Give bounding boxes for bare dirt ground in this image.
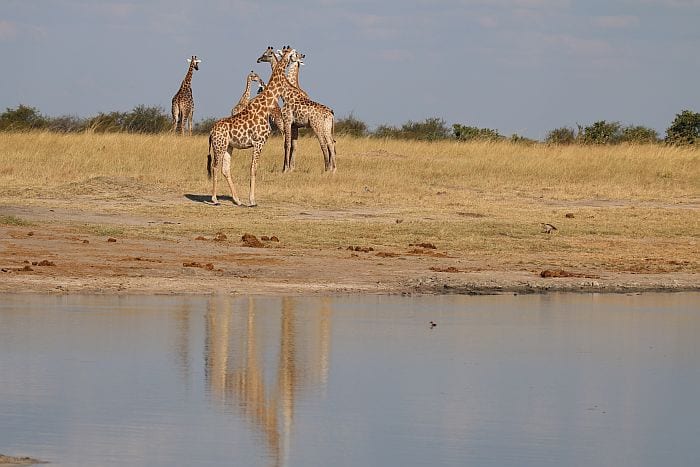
[1,191,698,296]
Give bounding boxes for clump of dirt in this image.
[408,248,448,257]
[539,269,599,278]
[456,212,486,218]
[430,266,461,273]
[107,238,117,243]
[183,261,215,270]
[348,245,374,252]
[376,251,399,258]
[565,213,575,218]
[260,235,280,242]
[410,242,437,249]
[32,260,55,266]
[214,232,227,241]
[242,233,264,248]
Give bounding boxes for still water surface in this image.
[1,293,698,467]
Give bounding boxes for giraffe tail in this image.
[207,134,213,179]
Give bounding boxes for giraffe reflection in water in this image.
[204,296,332,465]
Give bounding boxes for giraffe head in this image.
[247,70,265,88]
[256,46,276,65]
[187,55,201,71]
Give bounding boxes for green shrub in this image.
[576,120,623,144]
[194,117,217,135]
[335,113,368,137]
[665,110,700,145]
[123,105,170,133]
[545,127,576,145]
[0,105,47,131]
[620,125,659,144]
[453,124,503,141]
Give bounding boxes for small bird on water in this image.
[541,223,558,234]
[429,320,437,329]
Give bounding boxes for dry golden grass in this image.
[1,131,698,275]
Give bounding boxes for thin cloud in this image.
[0,20,18,40]
[593,15,640,28]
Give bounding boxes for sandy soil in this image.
[1,194,698,296]
[0,455,45,466]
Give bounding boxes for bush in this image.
[545,127,576,145]
[453,124,503,141]
[194,117,217,135]
[45,115,88,133]
[86,111,128,132]
[620,125,659,144]
[335,113,368,137]
[665,110,700,145]
[576,120,623,144]
[85,106,170,133]
[399,118,451,140]
[371,123,402,139]
[0,105,48,131]
[123,105,170,133]
[509,134,537,145]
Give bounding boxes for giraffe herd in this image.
[170,46,337,207]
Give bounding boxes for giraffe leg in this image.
[248,142,264,207]
[312,122,331,171]
[289,125,299,171]
[325,126,337,173]
[188,111,194,136]
[282,113,293,173]
[171,102,179,133]
[221,151,242,206]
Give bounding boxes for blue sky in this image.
[1,0,699,139]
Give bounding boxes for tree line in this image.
[1,104,698,146]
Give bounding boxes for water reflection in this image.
[202,297,332,467]
[1,293,699,467]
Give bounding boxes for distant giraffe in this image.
[171,55,200,135]
[231,70,265,116]
[258,47,336,173]
[206,47,296,207]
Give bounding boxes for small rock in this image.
[107,238,117,243]
[565,213,575,218]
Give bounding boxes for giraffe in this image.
[171,55,200,135]
[257,46,336,173]
[231,70,265,116]
[206,47,296,207]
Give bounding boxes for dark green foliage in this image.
[545,127,576,145]
[122,105,170,133]
[620,125,659,144]
[335,113,368,137]
[45,115,88,133]
[453,124,504,141]
[665,110,700,145]
[372,123,402,139]
[0,105,48,130]
[399,118,451,140]
[509,134,537,145]
[576,120,623,144]
[193,117,217,135]
[86,111,128,132]
[85,106,169,133]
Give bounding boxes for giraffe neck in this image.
[181,62,195,89]
[288,62,301,89]
[241,76,254,102]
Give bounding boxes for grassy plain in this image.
[0,131,698,294]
